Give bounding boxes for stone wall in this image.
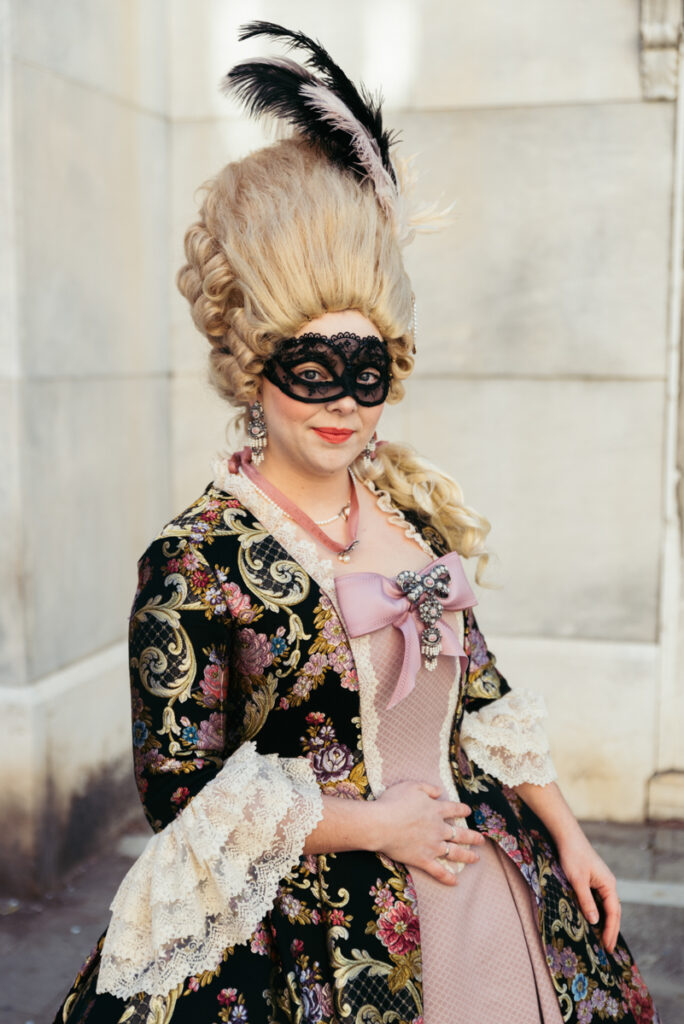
[1,0,682,894]
[0,0,172,892]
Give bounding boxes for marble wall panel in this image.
[0,0,18,380]
[488,632,658,821]
[404,0,641,110]
[0,380,26,687]
[167,0,641,120]
[13,62,169,379]
[398,102,672,380]
[403,377,664,642]
[12,0,167,114]
[21,376,171,680]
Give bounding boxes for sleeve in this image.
[459,607,557,788]
[96,535,324,1000]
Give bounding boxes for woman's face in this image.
[259,309,386,480]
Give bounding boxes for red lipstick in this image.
[313,427,354,444]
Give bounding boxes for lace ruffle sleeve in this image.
[460,688,557,787]
[460,608,557,787]
[97,740,323,999]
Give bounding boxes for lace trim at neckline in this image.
[211,454,435,570]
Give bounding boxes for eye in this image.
[292,362,334,383]
[357,367,382,386]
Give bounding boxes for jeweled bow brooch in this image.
[395,563,451,671]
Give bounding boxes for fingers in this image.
[417,782,443,799]
[594,879,621,953]
[446,839,480,865]
[439,801,473,820]
[422,857,460,886]
[421,836,481,884]
[442,823,484,848]
[600,890,621,953]
[572,878,600,929]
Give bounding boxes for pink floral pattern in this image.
[236,627,274,676]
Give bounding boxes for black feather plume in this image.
[220,20,399,195]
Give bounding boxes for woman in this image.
[55,21,660,1024]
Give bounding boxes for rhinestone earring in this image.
[362,431,377,468]
[247,400,267,465]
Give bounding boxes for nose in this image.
[326,392,358,415]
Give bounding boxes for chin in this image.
[307,447,357,475]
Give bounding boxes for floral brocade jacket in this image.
[56,469,659,1024]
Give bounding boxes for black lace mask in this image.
[262,332,391,406]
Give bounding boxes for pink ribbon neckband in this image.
[335,551,478,710]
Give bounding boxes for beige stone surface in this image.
[487,631,658,822]
[13,62,170,378]
[12,0,167,114]
[0,642,133,886]
[0,380,26,687]
[167,0,641,120]
[167,2,365,121]
[648,772,684,820]
[398,101,673,380]
[403,377,664,642]
[171,372,237,512]
[405,0,641,109]
[0,0,18,381]
[21,376,171,679]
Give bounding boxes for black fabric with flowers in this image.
[53,485,660,1024]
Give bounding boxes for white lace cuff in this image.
[460,689,557,787]
[96,741,324,999]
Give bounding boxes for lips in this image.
[313,428,354,444]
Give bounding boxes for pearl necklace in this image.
[315,503,351,526]
[238,462,360,562]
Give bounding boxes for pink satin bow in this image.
[335,551,478,710]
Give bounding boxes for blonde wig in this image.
[177,136,492,584]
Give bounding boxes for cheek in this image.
[362,404,385,434]
[262,382,311,429]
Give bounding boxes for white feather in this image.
[299,82,398,218]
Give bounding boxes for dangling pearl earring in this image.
[362,431,377,468]
[247,400,267,465]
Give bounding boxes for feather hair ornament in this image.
[220,20,452,247]
[219,22,401,222]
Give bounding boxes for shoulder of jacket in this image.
[392,501,450,556]
[139,483,252,563]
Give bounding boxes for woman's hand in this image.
[373,780,485,886]
[557,832,621,953]
[513,781,622,953]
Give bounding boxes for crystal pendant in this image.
[396,564,451,672]
[420,625,442,669]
